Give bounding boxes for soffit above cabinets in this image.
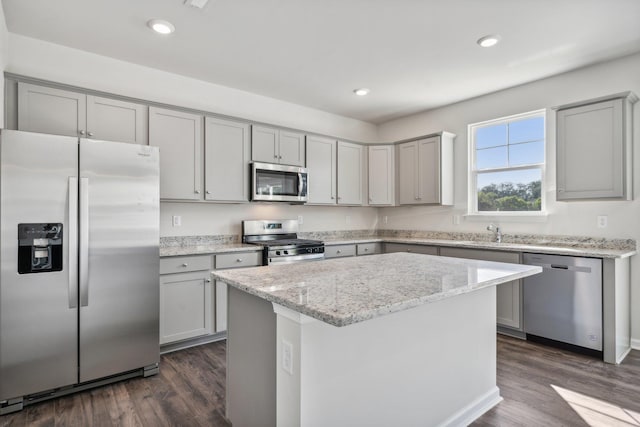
[3,0,640,124]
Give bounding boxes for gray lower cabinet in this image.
[357,242,382,256]
[383,243,439,255]
[18,82,148,144]
[325,244,357,258]
[439,247,522,331]
[159,255,213,345]
[214,252,262,332]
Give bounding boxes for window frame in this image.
[467,109,547,216]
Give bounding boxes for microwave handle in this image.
[298,173,303,195]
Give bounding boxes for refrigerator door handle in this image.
[79,177,89,307]
[68,177,79,309]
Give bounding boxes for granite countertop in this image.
[323,237,635,259]
[160,243,260,257]
[211,252,541,327]
[160,230,636,259]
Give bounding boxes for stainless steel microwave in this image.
[251,162,308,203]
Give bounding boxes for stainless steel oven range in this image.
[242,219,324,265]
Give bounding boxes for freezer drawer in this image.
[523,253,602,353]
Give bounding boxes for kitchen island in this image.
[212,252,541,427]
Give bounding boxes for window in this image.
[468,110,545,214]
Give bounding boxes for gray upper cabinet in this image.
[18,82,147,144]
[306,135,337,204]
[149,107,203,200]
[337,141,364,205]
[86,95,148,144]
[251,125,305,166]
[368,145,395,206]
[556,92,637,201]
[398,133,454,206]
[204,117,250,202]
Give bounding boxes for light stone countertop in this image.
[159,243,260,257]
[211,252,542,327]
[323,237,636,259]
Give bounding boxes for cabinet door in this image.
[557,99,624,199]
[337,141,363,205]
[439,247,522,330]
[417,137,441,204]
[205,117,250,202]
[325,244,357,258]
[86,96,148,144]
[368,145,394,205]
[160,271,213,344]
[279,130,306,166]
[306,135,337,204]
[18,82,86,137]
[398,141,419,205]
[251,125,279,163]
[149,107,203,200]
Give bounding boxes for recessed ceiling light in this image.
[477,35,501,48]
[353,88,370,96]
[147,19,175,35]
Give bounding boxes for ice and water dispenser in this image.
[17,223,63,274]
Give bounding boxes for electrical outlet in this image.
[282,340,293,375]
[383,215,388,224]
[172,215,182,227]
[453,215,461,225]
[298,215,304,225]
[597,215,608,228]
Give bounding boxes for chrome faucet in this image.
[487,223,502,243]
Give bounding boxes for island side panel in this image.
[226,285,277,426]
[603,257,631,364]
[276,286,501,427]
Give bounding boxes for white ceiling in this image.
[3,0,640,124]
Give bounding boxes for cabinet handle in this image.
[79,130,85,136]
[88,132,94,137]
[279,155,282,159]
[236,258,243,262]
[364,248,369,251]
[558,188,564,193]
[205,278,212,283]
[206,190,211,194]
[337,250,342,254]
[274,154,278,159]
[195,190,201,194]
[181,263,188,267]
[369,198,373,202]
[331,196,335,200]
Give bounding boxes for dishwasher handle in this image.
[550,264,569,270]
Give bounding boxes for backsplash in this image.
[162,230,636,252]
[160,234,239,248]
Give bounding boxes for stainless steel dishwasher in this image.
[523,253,603,358]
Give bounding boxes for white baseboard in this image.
[438,386,502,427]
[631,338,640,351]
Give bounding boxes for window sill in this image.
[464,212,548,223]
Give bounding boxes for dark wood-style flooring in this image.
[2,335,639,426]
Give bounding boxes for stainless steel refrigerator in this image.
[0,130,160,414]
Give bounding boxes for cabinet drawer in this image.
[215,251,262,269]
[160,255,212,275]
[383,243,438,255]
[325,244,356,258]
[357,243,381,256]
